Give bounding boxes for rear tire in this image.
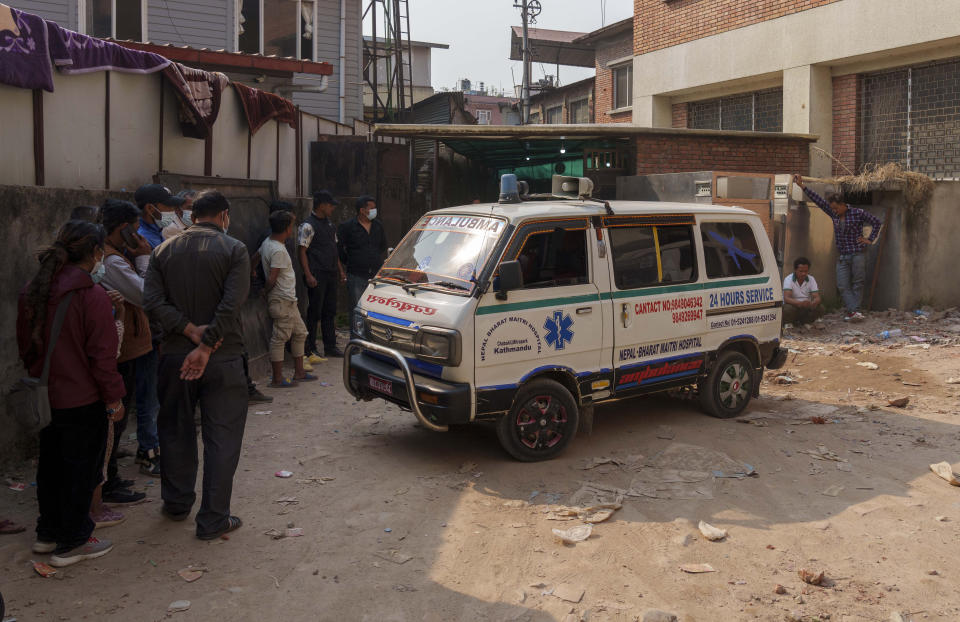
[497,379,579,462]
[699,350,754,419]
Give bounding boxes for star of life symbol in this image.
[544,310,574,351]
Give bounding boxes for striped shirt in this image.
[803,187,882,255]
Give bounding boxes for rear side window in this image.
[609,225,696,290]
[700,222,763,278]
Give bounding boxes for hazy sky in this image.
[366,0,633,95]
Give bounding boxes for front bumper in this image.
[343,340,471,430]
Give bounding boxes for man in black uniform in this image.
[298,190,346,359]
[144,190,249,540]
[338,195,387,312]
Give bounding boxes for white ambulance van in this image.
[344,175,787,461]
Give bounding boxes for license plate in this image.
[368,375,393,395]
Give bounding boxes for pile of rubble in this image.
[786,307,960,348]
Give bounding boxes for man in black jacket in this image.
[338,195,387,312]
[298,190,345,359]
[144,190,249,541]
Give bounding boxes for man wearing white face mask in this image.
[337,194,387,315]
[135,184,185,250]
[162,189,197,240]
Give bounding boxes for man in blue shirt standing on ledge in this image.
[793,175,882,322]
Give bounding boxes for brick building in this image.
[574,18,633,124]
[527,77,595,125]
[631,0,960,178]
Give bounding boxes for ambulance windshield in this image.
[378,214,506,295]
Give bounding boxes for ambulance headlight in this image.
[416,327,461,366]
[352,310,366,338]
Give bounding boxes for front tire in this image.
[497,379,579,462]
[699,350,754,418]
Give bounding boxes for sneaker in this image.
[843,312,854,321]
[49,537,113,568]
[325,348,344,358]
[135,448,158,466]
[139,455,160,477]
[851,311,865,321]
[103,477,135,492]
[91,507,126,529]
[248,389,274,404]
[32,540,57,554]
[306,353,327,364]
[302,361,314,372]
[102,487,146,504]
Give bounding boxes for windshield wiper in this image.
[402,280,470,295]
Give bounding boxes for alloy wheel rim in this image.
[718,362,750,409]
[515,395,568,450]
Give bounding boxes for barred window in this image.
[861,58,960,179]
[545,106,563,124]
[569,98,590,124]
[688,88,783,132]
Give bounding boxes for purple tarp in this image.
[0,5,54,91]
[0,3,170,93]
[46,21,170,76]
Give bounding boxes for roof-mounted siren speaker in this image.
[552,175,594,199]
[499,174,522,204]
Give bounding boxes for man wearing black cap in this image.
[135,184,185,250]
[298,190,346,360]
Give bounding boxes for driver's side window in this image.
[516,227,588,289]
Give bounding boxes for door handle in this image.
[576,307,593,315]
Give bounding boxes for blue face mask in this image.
[90,260,106,284]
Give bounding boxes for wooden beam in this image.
[32,89,44,186]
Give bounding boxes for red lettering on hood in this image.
[365,294,437,316]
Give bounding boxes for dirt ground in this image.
[2,311,960,622]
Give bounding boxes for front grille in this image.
[367,319,417,354]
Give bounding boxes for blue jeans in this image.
[134,349,160,452]
[346,273,369,312]
[836,253,866,313]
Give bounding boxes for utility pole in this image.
[520,0,530,124]
[514,0,540,125]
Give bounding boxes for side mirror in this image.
[496,260,523,300]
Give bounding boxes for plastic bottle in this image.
[877,329,903,340]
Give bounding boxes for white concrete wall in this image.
[44,71,107,190]
[110,72,161,191]
[278,122,297,196]
[249,120,277,182]
[0,69,345,197]
[160,80,205,177]
[0,85,36,186]
[212,87,249,180]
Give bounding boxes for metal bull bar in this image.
[343,339,449,432]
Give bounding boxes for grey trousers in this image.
[157,354,247,536]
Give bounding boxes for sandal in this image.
[294,373,318,382]
[268,379,297,388]
[0,519,26,534]
[197,515,242,540]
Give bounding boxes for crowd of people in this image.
[8,185,385,567]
